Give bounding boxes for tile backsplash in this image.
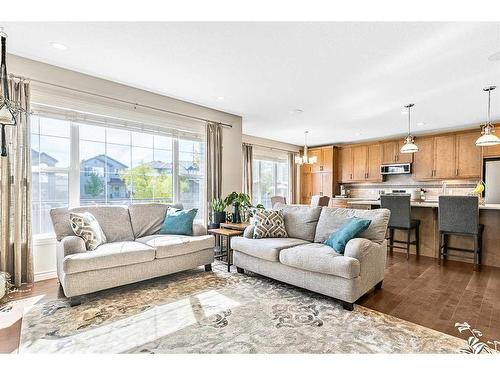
[342,174,478,200]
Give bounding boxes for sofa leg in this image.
[204,264,212,272]
[342,301,354,311]
[236,267,244,274]
[375,280,383,290]
[68,296,81,307]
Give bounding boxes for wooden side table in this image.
[207,228,243,272]
[220,222,251,231]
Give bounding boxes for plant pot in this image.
[211,211,226,228]
[208,223,219,230]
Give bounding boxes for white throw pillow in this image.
[69,212,107,251]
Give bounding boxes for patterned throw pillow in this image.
[251,209,288,239]
[70,212,107,251]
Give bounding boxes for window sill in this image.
[33,233,57,246]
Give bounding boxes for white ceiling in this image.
[3,22,500,146]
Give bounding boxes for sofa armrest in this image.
[243,225,255,239]
[344,237,387,291]
[59,236,87,257]
[193,223,207,236]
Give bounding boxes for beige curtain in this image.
[242,143,253,198]
[288,152,298,204]
[206,122,223,204]
[0,79,33,287]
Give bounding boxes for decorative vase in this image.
[213,211,226,228]
[232,202,241,223]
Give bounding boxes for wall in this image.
[8,54,244,281]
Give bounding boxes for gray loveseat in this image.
[232,203,390,310]
[50,203,214,305]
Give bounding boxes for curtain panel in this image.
[288,152,298,204]
[242,143,253,198]
[0,79,33,287]
[206,122,223,206]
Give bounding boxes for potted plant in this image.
[209,198,227,229]
[223,192,262,223]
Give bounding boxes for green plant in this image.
[210,198,226,213]
[224,192,252,209]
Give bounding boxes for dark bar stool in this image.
[438,196,484,271]
[380,194,420,259]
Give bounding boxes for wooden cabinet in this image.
[397,140,413,163]
[482,143,500,158]
[300,171,312,204]
[456,132,481,178]
[321,147,333,172]
[381,140,413,164]
[339,147,353,182]
[367,144,382,181]
[413,132,481,180]
[352,146,368,180]
[413,137,435,180]
[300,146,336,203]
[309,149,323,173]
[434,134,456,179]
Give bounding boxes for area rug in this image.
[19,264,465,353]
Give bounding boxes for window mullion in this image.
[68,122,80,208]
[173,136,180,203]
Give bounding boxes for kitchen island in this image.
[341,199,500,267]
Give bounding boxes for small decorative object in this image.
[476,86,500,147]
[209,198,226,229]
[455,322,499,353]
[0,28,20,158]
[295,130,317,165]
[400,103,419,153]
[469,181,485,205]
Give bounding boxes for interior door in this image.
[434,134,456,179]
[352,145,368,181]
[413,137,435,180]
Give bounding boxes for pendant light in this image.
[476,86,500,147]
[295,131,317,165]
[0,28,17,157]
[400,103,419,153]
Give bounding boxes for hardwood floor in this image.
[1,253,499,353]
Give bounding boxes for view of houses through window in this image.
[252,150,290,208]
[31,114,205,235]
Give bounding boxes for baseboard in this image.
[34,270,57,282]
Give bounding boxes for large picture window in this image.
[31,111,205,236]
[252,149,290,208]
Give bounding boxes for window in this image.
[31,111,205,236]
[252,150,290,208]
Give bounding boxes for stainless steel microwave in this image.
[380,163,411,175]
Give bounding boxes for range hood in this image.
[380,163,411,175]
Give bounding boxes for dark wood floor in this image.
[1,252,499,353]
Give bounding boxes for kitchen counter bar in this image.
[346,199,500,210]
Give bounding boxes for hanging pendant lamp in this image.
[400,103,419,153]
[476,86,500,147]
[295,131,317,165]
[0,28,17,157]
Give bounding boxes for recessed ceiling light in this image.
[488,51,500,61]
[217,96,225,101]
[50,42,68,51]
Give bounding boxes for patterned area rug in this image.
[19,264,464,353]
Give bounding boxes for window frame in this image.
[31,111,206,238]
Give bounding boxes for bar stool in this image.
[380,194,420,259]
[438,196,484,271]
[311,195,330,207]
[271,196,286,207]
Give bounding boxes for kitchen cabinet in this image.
[381,140,413,164]
[300,171,312,204]
[413,137,435,180]
[321,146,334,172]
[366,144,382,181]
[339,147,353,182]
[300,146,336,202]
[434,134,456,179]
[352,146,368,181]
[309,149,323,173]
[456,132,481,178]
[397,140,413,163]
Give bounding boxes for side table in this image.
[207,228,243,272]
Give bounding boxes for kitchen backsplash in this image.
[343,174,478,200]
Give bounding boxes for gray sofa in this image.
[232,203,390,310]
[50,203,214,305]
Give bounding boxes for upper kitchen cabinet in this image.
[456,132,481,179]
[397,140,414,163]
[434,134,456,179]
[381,140,413,164]
[309,148,323,173]
[366,144,382,181]
[413,136,435,180]
[352,146,368,181]
[339,147,353,183]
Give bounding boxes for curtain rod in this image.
[247,142,299,154]
[9,74,233,128]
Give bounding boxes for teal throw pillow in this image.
[159,208,198,236]
[324,217,372,254]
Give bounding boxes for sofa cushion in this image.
[136,234,214,259]
[251,209,288,239]
[273,203,322,241]
[69,212,107,251]
[231,237,309,262]
[279,243,361,279]
[324,217,372,254]
[128,203,183,238]
[51,205,135,242]
[63,241,155,274]
[159,208,198,236]
[314,207,390,244]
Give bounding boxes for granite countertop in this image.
[345,199,500,210]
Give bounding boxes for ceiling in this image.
[3,22,500,146]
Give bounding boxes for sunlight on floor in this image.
[0,295,45,330]
[20,290,241,353]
